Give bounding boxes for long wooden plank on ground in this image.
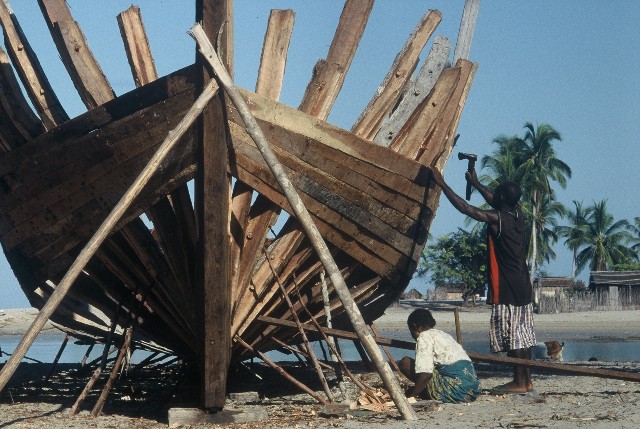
[194,0,232,410]
[374,35,451,146]
[0,49,44,145]
[0,0,68,129]
[232,9,295,312]
[351,9,441,141]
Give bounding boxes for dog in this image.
[544,341,564,361]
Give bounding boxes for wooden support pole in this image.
[454,307,463,345]
[190,24,417,420]
[234,335,328,405]
[0,76,221,394]
[70,366,102,415]
[43,334,70,385]
[194,0,232,410]
[370,322,408,383]
[91,328,133,416]
[294,287,376,395]
[266,254,333,401]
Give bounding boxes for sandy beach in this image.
[1,304,639,428]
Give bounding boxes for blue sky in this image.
[1,1,638,307]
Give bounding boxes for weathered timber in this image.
[374,35,451,146]
[192,26,417,420]
[239,0,375,352]
[452,0,480,64]
[91,327,133,416]
[298,0,373,120]
[0,48,44,147]
[351,9,441,140]
[194,0,232,410]
[0,0,67,129]
[117,6,159,87]
[39,0,115,109]
[232,9,295,313]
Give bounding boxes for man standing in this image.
[430,167,536,393]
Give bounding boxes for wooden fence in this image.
[537,287,640,314]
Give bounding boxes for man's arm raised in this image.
[430,168,498,225]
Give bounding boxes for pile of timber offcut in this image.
[0,0,478,412]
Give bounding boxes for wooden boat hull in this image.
[0,63,444,360]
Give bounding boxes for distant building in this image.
[589,271,640,308]
[401,288,423,300]
[429,283,465,301]
[533,277,575,309]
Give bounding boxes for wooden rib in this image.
[351,9,441,140]
[0,0,68,128]
[298,0,373,120]
[452,0,480,64]
[117,6,158,87]
[374,35,451,146]
[38,0,114,109]
[389,65,461,157]
[118,4,197,315]
[0,48,44,144]
[417,60,476,165]
[232,9,295,311]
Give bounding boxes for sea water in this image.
[0,333,155,365]
[2,332,639,365]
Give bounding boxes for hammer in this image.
[457,152,477,200]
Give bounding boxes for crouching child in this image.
[399,309,482,403]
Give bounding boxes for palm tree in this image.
[479,134,525,187]
[521,194,565,273]
[516,123,572,278]
[555,200,590,278]
[627,216,640,256]
[575,200,633,273]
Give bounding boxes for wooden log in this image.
[91,327,133,416]
[191,25,417,420]
[0,48,44,142]
[70,366,102,415]
[0,75,221,394]
[299,0,374,120]
[194,0,232,410]
[0,0,68,129]
[117,6,158,87]
[373,35,451,146]
[38,0,114,108]
[452,0,480,64]
[351,9,441,141]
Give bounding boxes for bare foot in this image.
[491,382,528,394]
[527,382,534,391]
